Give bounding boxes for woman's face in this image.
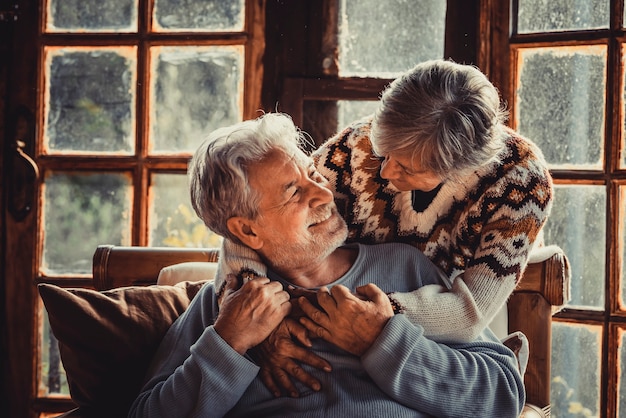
[379,152,442,192]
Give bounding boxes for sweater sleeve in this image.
[213,238,267,302]
[128,285,260,418]
[361,314,525,418]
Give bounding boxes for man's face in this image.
[247,148,348,271]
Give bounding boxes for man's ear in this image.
[226,217,263,250]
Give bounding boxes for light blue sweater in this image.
[129,243,525,417]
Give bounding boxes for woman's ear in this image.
[226,217,263,250]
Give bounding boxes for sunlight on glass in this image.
[338,100,379,130]
[551,322,601,418]
[43,47,136,154]
[515,45,606,168]
[542,185,605,309]
[41,172,132,275]
[619,185,626,309]
[517,0,609,34]
[338,0,445,77]
[46,0,137,33]
[149,46,243,154]
[149,173,223,248]
[38,303,68,396]
[153,0,244,32]
[620,45,626,169]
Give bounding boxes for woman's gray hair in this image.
[371,59,508,179]
[188,113,307,242]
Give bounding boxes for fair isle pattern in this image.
[313,118,553,339]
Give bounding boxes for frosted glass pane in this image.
[620,45,626,169]
[149,173,223,248]
[338,100,379,129]
[338,0,445,77]
[620,185,626,308]
[542,185,605,309]
[619,329,626,416]
[515,46,606,168]
[46,0,137,33]
[38,304,68,396]
[551,322,602,418]
[149,46,243,153]
[42,172,132,275]
[153,0,244,32]
[517,0,609,33]
[44,47,136,154]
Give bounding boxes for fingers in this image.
[298,302,330,340]
[316,286,337,311]
[259,367,282,398]
[355,283,387,303]
[299,296,329,328]
[284,317,312,347]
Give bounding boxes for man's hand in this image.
[255,318,332,398]
[214,275,291,355]
[298,284,394,356]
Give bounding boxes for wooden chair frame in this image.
[92,244,569,416]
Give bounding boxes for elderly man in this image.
[129,113,525,418]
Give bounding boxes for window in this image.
[507,1,625,416]
[4,0,264,415]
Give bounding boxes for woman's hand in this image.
[298,284,394,356]
[254,317,332,398]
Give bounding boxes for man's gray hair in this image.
[371,59,508,180]
[189,113,307,242]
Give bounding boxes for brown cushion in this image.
[38,281,207,417]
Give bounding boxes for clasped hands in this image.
[213,274,394,398]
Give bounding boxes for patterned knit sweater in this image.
[312,117,553,341]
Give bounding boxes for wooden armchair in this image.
[88,244,569,417]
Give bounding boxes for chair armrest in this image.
[509,248,570,410]
[92,245,220,290]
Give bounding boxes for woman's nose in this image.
[380,157,399,180]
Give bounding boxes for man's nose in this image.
[307,180,334,206]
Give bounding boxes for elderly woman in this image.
[214,59,553,394]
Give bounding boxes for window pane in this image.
[619,185,626,309]
[515,45,606,168]
[153,0,244,32]
[46,0,137,33]
[38,304,68,396]
[43,47,136,154]
[149,46,243,153]
[619,328,626,416]
[149,173,222,248]
[517,0,609,33]
[41,172,132,275]
[542,185,605,309]
[338,0,445,77]
[337,100,379,130]
[551,322,602,418]
[620,44,626,169]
